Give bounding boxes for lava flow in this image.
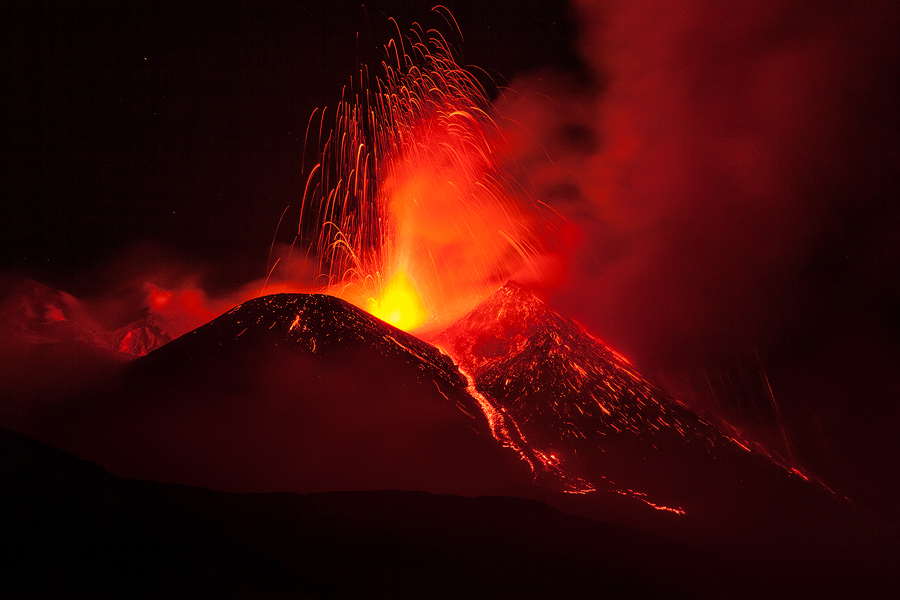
[297,12,563,332]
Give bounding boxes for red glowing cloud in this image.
[489,1,900,502]
[292,19,568,332]
[498,0,900,375]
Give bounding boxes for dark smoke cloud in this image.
[501,0,900,504]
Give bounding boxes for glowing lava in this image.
[296,10,564,331]
[366,269,428,331]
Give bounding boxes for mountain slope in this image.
[26,293,528,497]
[12,288,896,589]
[431,281,730,451]
[428,282,864,541]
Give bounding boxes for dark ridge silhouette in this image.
[2,427,731,599]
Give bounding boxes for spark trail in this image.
[297,10,562,332]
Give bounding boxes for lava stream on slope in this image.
[428,281,836,516]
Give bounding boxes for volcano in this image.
[431,281,727,450]
[429,281,742,498]
[10,282,887,588]
[23,285,854,518]
[429,283,876,549]
[25,293,529,497]
[17,283,896,592]
[430,282,807,511]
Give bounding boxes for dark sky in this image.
[4,1,900,518]
[2,0,579,292]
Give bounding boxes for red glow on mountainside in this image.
[144,284,218,334]
[453,361,595,494]
[297,11,563,331]
[430,282,698,511]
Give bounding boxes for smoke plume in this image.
[504,0,900,374]
[500,0,900,503]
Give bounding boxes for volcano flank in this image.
[24,286,858,514]
[27,293,526,496]
[432,282,802,511]
[15,284,897,594]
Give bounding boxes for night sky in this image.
[4,0,900,520]
[3,0,579,291]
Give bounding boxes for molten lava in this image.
[296,11,564,331]
[366,269,428,331]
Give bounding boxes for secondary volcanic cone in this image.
[428,281,854,534]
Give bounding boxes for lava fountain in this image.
[297,14,563,332]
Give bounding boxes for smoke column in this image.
[504,0,900,508]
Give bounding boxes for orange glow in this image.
[366,269,428,331]
[443,353,595,494]
[296,12,565,330]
